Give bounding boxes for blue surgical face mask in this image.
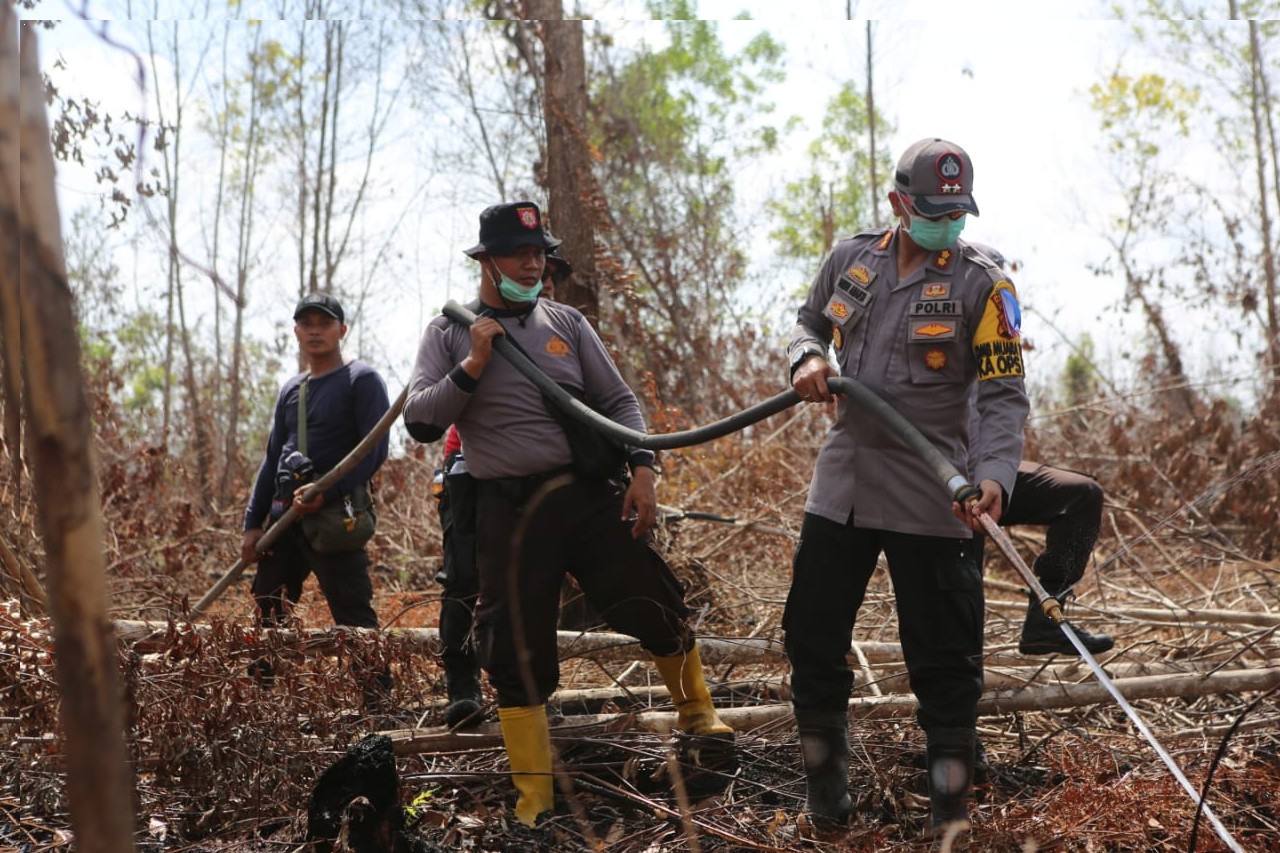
[907,212,967,251]
[492,262,543,303]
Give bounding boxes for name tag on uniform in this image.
[910,300,959,316]
[837,266,875,307]
[823,291,864,328]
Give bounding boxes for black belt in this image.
[478,466,575,505]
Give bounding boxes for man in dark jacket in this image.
[241,293,391,703]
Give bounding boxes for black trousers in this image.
[996,461,1104,591]
[436,455,479,677]
[474,474,692,708]
[784,512,984,732]
[251,523,379,629]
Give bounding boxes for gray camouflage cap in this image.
[894,138,979,217]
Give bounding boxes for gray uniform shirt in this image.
[404,300,648,480]
[787,230,1029,538]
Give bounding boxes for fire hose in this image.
[443,299,1246,851]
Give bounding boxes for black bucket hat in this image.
[463,201,562,258]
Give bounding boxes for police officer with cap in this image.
[404,201,734,827]
[785,138,1029,835]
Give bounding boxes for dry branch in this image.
[381,666,1280,754]
[0,534,47,615]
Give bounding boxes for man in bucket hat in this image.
[405,201,735,827]
[429,244,579,732]
[785,139,1029,836]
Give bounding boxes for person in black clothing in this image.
[241,293,392,702]
[433,250,575,730]
[966,243,1114,656]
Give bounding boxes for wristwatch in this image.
[789,345,825,378]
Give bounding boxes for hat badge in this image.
[516,207,539,229]
[936,152,963,181]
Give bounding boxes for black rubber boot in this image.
[926,727,975,829]
[1019,590,1114,656]
[795,709,853,837]
[443,662,484,729]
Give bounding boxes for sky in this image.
[16,1,1265,412]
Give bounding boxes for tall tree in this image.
[528,5,602,322]
[766,80,893,263]
[1109,3,1280,406]
[206,20,272,503]
[1089,70,1203,419]
[589,6,786,417]
[265,9,409,343]
[146,16,218,511]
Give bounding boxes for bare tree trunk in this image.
[219,23,265,504]
[0,9,20,490]
[530,4,601,323]
[148,21,214,512]
[12,21,137,851]
[865,20,881,228]
[1246,19,1280,393]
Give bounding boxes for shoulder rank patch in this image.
[876,230,893,251]
[832,326,844,350]
[933,249,953,270]
[974,281,1024,380]
[545,336,571,356]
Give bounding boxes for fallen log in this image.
[112,620,1277,678]
[381,666,1280,754]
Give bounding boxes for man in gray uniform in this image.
[786,138,1029,834]
[403,201,733,828]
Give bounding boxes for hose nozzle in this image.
[1039,596,1064,625]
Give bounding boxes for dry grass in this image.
[2,392,1280,851]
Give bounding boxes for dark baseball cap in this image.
[463,201,562,258]
[293,292,345,323]
[894,138,979,217]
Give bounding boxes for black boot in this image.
[795,709,853,837]
[443,661,484,729]
[1019,590,1114,656]
[926,727,975,829]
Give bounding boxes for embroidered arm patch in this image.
[973,281,1024,380]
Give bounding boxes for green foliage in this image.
[766,80,894,263]
[1062,333,1100,409]
[591,16,787,412]
[1089,71,1196,157]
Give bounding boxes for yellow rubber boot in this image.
[497,704,554,827]
[652,646,733,736]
